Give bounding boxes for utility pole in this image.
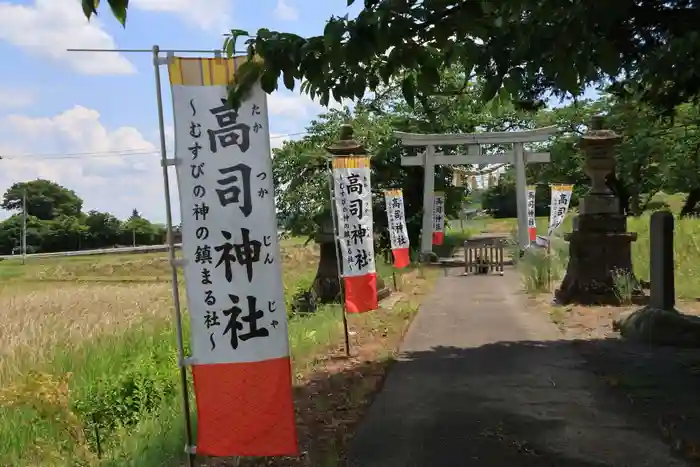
[21,189,27,265]
[132,228,136,247]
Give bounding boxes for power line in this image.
[0,131,308,160]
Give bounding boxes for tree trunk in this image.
[680,188,700,218]
[312,238,342,302]
[606,172,630,215]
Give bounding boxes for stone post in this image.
[650,211,675,310]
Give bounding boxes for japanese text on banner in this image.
[168,56,297,458]
[332,157,376,277]
[384,189,409,250]
[526,185,536,229]
[547,184,573,237]
[432,192,445,232]
[171,78,288,365]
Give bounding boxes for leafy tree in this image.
[0,214,46,255]
[43,216,88,252]
[662,102,700,216]
[83,210,121,248]
[0,180,169,254]
[1,180,83,220]
[120,216,165,246]
[84,1,700,115]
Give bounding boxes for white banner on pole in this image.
[172,83,288,364]
[332,157,376,278]
[168,55,297,457]
[432,191,445,245]
[384,189,409,251]
[526,185,536,242]
[547,184,574,237]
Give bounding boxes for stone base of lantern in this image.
[554,214,642,306]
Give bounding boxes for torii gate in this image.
[395,126,559,255]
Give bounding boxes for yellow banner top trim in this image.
[550,184,574,190]
[332,156,370,169]
[168,55,256,86]
[384,189,403,197]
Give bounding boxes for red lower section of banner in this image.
[344,273,378,313]
[392,248,410,268]
[432,231,444,245]
[192,357,298,457]
[528,227,536,241]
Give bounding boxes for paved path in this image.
[346,269,688,467]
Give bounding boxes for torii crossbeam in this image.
[395,126,559,256]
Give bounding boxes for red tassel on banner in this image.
[392,248,410,268]
[432,231,445,245]
[192,358,299,456]
[344,273,378,313]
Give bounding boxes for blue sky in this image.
[0,0,599,224]
[0,0,361,223]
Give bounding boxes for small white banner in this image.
[432,191,445,232]
[526,185,536,231]
[547,184,574,237]
[384,189,409,250]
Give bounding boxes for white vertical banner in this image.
[547,184,574,237]
[526,185,537,243]
[168,56,296,457]
[432,191,445,245]
[332,156,378,313]
[384,189,410,268]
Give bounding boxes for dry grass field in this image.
[0,239,439,467]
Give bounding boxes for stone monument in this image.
[614,211,700,347]
[555,116,639,305]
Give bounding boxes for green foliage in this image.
[481,171,572,218]
[71,349,179,448]
[0,180,166,255]
[221,2,700,114]
[81,0,128,26]
[2,180,83,220]
[273,76,517,252]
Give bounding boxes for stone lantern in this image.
[555,116,639,305]
[311,124,390,303]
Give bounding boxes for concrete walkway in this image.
[346,269,688,467]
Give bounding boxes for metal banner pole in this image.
[327,159,351,357]
[151,44,196,467]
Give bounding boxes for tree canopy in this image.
[2,179,83,220]
[83,0,700,114]
[0,179,167,255]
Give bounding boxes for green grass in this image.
[0,238,415,467]
[507,211,700,299]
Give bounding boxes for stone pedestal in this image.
[312,223,391,303]
[554,116,641,306]
[555,214,638,305]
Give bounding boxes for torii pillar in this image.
[395,126,558,257]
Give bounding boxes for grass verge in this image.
[0,242,439,467]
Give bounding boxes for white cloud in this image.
[267,90,351,119]
[0,105,307,223]
[131,0,232,31]
[0,0,135,75]
[273,0,298,21]
[0,106,166,222]
[0,88,34,110]
[270,133,292,150]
